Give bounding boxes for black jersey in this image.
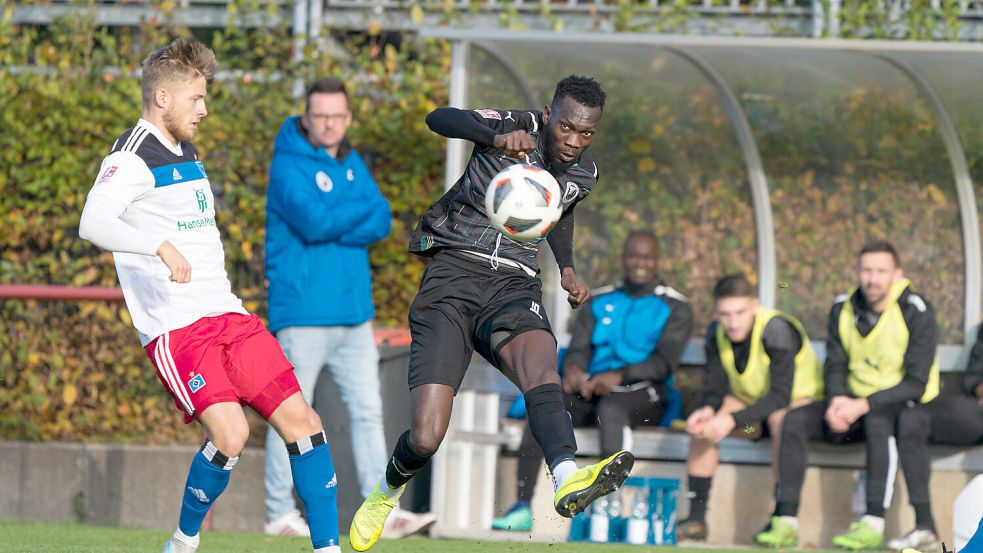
[409,108,599,273]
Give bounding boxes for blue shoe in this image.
[492,501,533,531]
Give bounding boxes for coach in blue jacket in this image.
[262,77,400,537]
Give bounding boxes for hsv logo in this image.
[474,109,502,120]
[188,373,206,393]
[97,165,118,183]
[316,171,334,192]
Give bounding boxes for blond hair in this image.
[141,38,218,108]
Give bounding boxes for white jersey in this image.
[79,119,246,345]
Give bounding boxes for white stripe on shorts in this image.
[154,333,194,415]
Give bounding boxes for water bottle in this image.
[627,486,650,545]
[589,495,610,542]
[653,488,665,545]
[608,488,625,542]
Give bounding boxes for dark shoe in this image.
[677,518,707,541]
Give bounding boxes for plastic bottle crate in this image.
[568,476,679,545]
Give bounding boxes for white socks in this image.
[551,460,578,492]
[380,478,405,501]
[778,516,799,530]
[173,527,200,548]
[861,514,885,534]
[313,547,341,553]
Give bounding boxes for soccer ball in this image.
[484,164,563,241]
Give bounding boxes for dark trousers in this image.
[514,386,665,502]
[777,400,905,516]
[898,395,983,506]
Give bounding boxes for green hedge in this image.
[0,6,448,441]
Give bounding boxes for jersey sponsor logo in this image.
[172,167,182,181]
[347,168,355,181]
[474,108,502,120]
[177,216,216,231]
[530,301,543,319]
[195,189,207,213]
[563,182,581,203]
[316,171,334,192]
[97,165,118,183]
[188,373,206,393]
[187,486,210,504]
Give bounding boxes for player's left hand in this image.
[560,267,590,308]
[587,371,623,397]
[700,413,737,444]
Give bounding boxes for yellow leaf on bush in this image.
[410,4,424,25]
[925,184,947,205]
[637,158,657,173]
[63,384,78,406]
[628,140,651,154]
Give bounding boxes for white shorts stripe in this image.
[162,332,195,412]
[153,338,189,414]
[154,334,194,415]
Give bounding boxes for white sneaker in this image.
[887,528,940,552]
[381,507,437,538]
[162,537,198,553]
[264,509,311,537]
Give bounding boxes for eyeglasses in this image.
[307,113,349,123]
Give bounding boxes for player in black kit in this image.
[349,75,634,551]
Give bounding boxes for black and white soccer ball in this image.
[484,164,563,242]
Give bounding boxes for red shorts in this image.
[145,313,300,424]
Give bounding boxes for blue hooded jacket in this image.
[265,116,392,333]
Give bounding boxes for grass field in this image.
[0,522,848,553]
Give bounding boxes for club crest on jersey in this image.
[474,109,501,120]
[188,373,206,393]
[98,165,118,183]
[195,189,207,213]
[316,171,333,192]
[563,182,581,204]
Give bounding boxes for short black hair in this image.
[713,274,757,300]
[859,240,900,267]
[305,77,348,111]
[624,230,659,253]
[551,75,606,111]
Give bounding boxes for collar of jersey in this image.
[136,118,185,157]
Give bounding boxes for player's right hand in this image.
[157,240,192,283]
[493,130,537,160]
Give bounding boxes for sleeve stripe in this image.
[530,112,538,133]
[121,127,146,152]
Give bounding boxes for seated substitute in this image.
[890,324,983,551]
[492,230,692,532]
[677,274,823,541]
[757,241,939,550]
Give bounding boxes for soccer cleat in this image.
[491,501,533,532]
[161,537,197,553]
[553,450,634,518]
[264,509,311,537]
[676,519,708,542]
[349,483,403,551]
[755,516,799,548]
[888,528,940,552]
[832,520,885,551]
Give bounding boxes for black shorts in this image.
[407,250,554,391]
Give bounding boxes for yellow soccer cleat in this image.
[553,450,635,518]
[349,483,402,551]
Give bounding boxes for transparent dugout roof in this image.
[430,31,983,356]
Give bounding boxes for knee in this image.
[210,426,249,457]
[897,408,929,444]
[408,424,443,458]
[781,409,809,438]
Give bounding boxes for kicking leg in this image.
[268,392,339,553]
[501,329,634,518]
[350,383,454,551]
